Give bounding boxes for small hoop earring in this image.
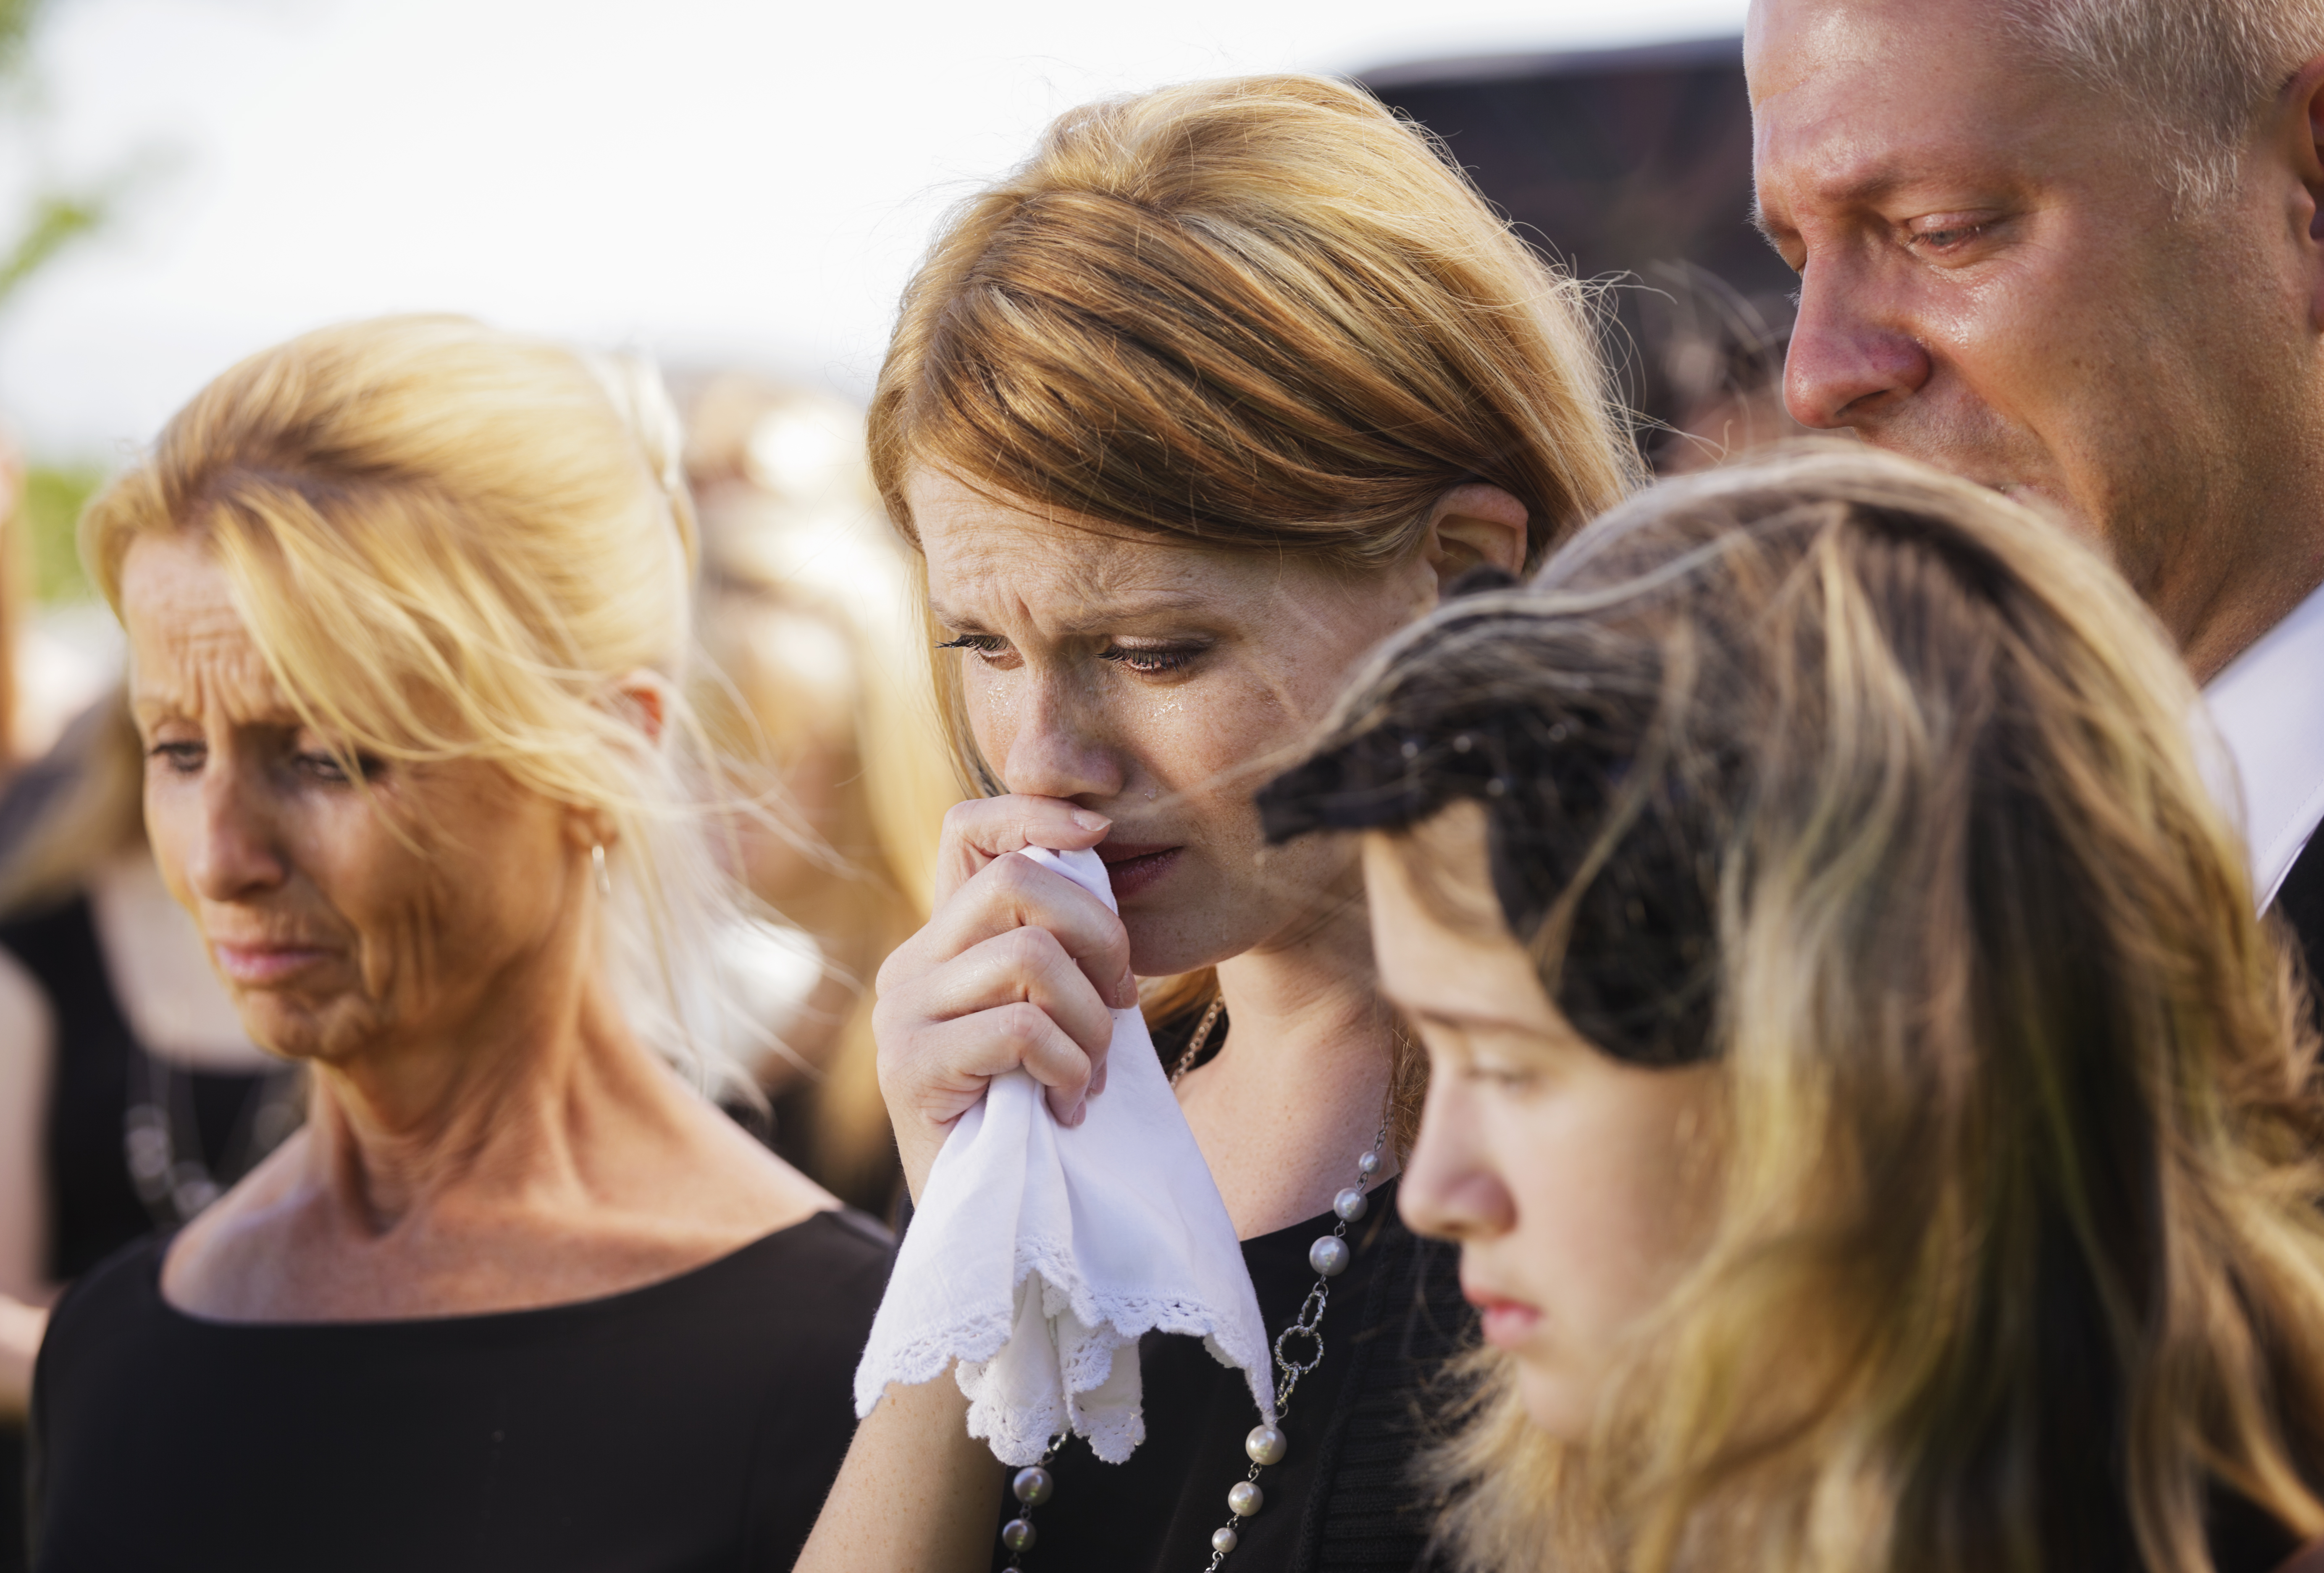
[591,843,612,898]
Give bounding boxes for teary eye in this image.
[1097,642,1203,676]
[1903,211,2001,256]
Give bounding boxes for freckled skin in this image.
[1749,0,2324,678]
[911,469,1438,979]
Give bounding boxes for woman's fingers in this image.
[874,993,1104,1199]
[921,925,1119,1069]
[922,851,1136,1010]
[875,799,1145,1201]
[933,795,1113,905]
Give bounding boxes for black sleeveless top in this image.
[987,1176,1471,1573]
[0,894,284,1283]
[29,1210,892,1572]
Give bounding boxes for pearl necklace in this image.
[998,997,1391,1570]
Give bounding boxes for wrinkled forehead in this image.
[119,530,292,721]
[1746,0,2093,211]
[909,465,1338,631]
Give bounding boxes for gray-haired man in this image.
[1749,0,2324,979]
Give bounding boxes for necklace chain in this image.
[1167,994,1228,1084]
[1001,998,1389,1571]
[123,1048,304,1228]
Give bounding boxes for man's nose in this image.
[1783,270,1932,431]
[187,765,290,902]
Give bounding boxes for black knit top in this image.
[31,1210,892,1572]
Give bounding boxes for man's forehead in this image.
[1747,0,2014,97]
[1748,0,2086,214]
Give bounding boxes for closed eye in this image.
[1461,1063,1544,1093]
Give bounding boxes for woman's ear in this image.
[1420,484,1530,598]
[611,669,669,748]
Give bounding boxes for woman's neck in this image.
[304,977,651,1231]
[1174,901,1398,1239]
[163,970,830,1322]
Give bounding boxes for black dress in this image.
[990,1176,1472,1573]
[29,1209,891,1573]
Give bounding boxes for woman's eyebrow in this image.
[927,588,1211,637]
[1399,1002,1554,1039]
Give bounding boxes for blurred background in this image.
[0,0,1796,1208]
[0,0,1774,751]
[0,4,1783,1558]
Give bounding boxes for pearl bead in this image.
[1357,1151,1381,1178]
[1228,1480,1264,1517]
[1244,1423,1287,1465]
[1309,1235,1350,1276]
[1001,1517,1037,1552]
[1333,1186,1367,1222]
[1011,1466,1053,1506]
[1213,1526,1240,1554]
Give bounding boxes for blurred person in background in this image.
[0,690,295,1571]
[29,316,888,1572]
[685,374,959,1215]
[800,74,1634,1573]
[1748,0,2324,989]
[0,433,21,782]
[1264,447,2324,1573]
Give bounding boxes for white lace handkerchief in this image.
[851,846,1276,1465]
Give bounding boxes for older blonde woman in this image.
[1261,447,2324,1573]
[27,317,889,1573]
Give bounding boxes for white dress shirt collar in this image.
[2203,576,2324,909]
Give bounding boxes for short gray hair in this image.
[2010,0,2324,209]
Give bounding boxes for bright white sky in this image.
[0,0,1746,460]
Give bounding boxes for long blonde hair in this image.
[82,314,768,1094]
[869,71,1637,1029]
[1264,445,2324,1572]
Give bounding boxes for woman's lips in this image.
[1464,1286,1544,1350]
[210,942,331,987]
[1095,842,1183,902]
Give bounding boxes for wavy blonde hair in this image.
[1267,445,2324,1572]
[869,71,1638,1035]
[81,314,769,1094]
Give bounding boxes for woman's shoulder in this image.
[34,1231,169,1392]
[565,1206,891,1361]
[710,1207,893,1320]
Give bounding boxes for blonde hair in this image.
[870,71,1637,1028]
[2009,0,2324,208]
[687,374,963,1198]
[82,314,766,1094]
[1266,445,2324,1572]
